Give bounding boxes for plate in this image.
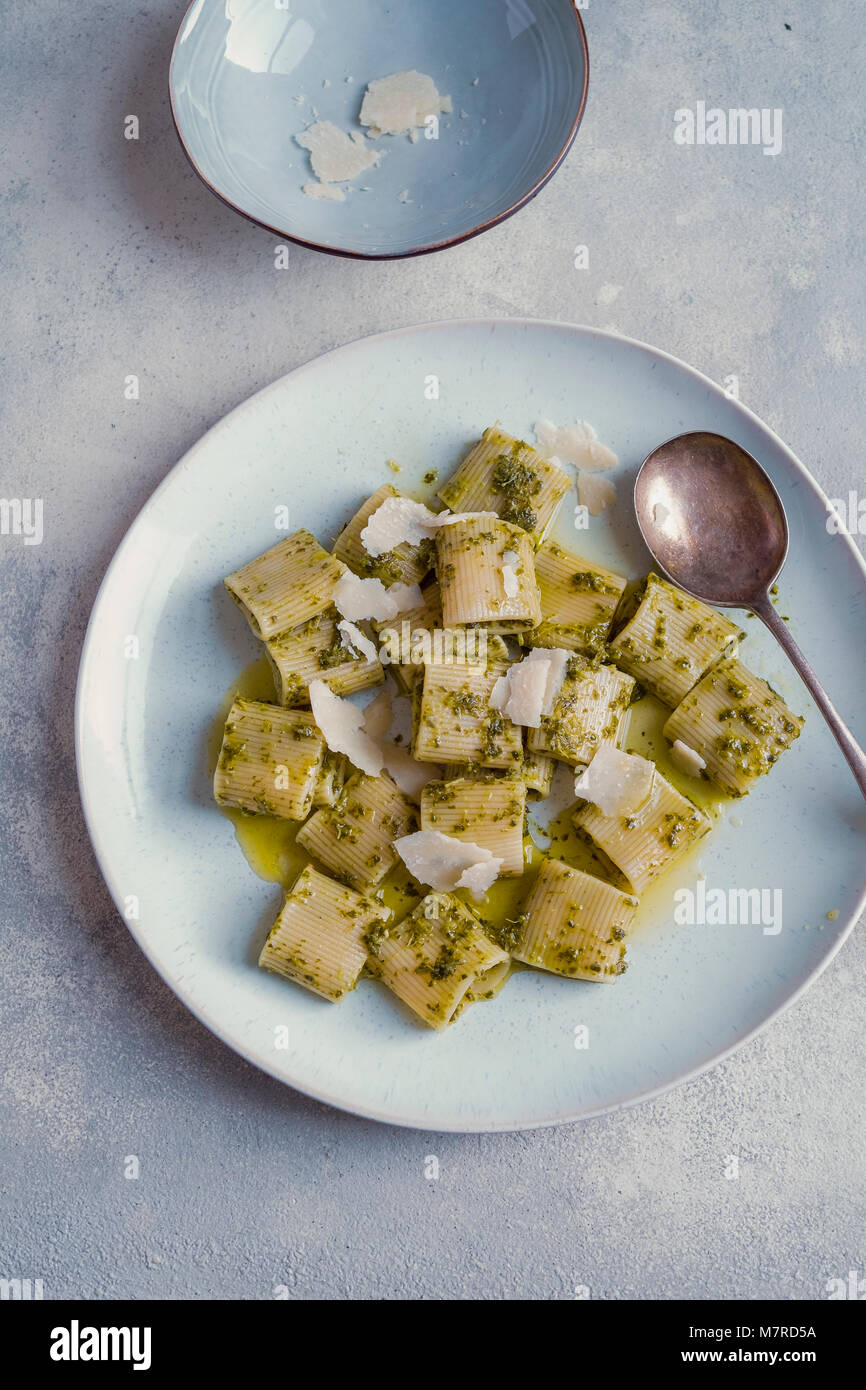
[76,319,866,1131]
[169,0,589,258]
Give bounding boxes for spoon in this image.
[634,430,866,799]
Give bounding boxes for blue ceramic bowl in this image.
[169,0,589,258]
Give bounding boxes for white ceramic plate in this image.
[76,320,866,1131]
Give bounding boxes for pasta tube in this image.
[224,529,346,640]
[437,425,571,541]
[332,484,433,585]
[527,656,635,766]
[573,766,711,892]
[436,515,541,634]
[607,572,743,707]
[527,540,627,654]
[512,858,636,979]
[297,770,419,890]
[413,660,524,768]
[421,777,526,875]
[662,656,804,796]
[259,863,389,1001]
[266,608,383,705]
[214,697,325,820]
[366,891,509,1029]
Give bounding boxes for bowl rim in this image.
[167,0,590,260]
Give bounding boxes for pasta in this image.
[332,484,433,585]
[662,656,804,797]
[365,891,509,1028]
[266,608,384,705]
[210,420,806,1029]
[421,777,526,875]
[297,770,418,890]
[527,656,635,766]
[607,572,743,707]
[512,858,636,980]
[214,697,325,820]
[224,529,346,640]
[373,577,442,692]
[436,515,542,634]
[573,766,712,892]
[413,659,524,768]
[438,425,571,541]
[527,540,627,654]
[259,862,389,1001]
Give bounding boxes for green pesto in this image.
[490,455,542,532]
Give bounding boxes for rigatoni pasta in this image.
[214,697,325,820]
[421,777,526,875]
[224,529,346,640]
[413,659,524,768]
[573,767,711,893]
[662,656,803,797]
[527,656,635,766]
[259,863,388,1001]
[332,484,432,586]
[436,516,541,634]
[266,608,383,705]
[438,426,571,541]
[366,891,509,1028]
[297,770,418,890]
[513,858,636,980]
[527,540,627,654]
[212,419,807,1030]
[607,572,743,707]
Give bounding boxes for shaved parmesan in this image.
[336,619,378,663]
[359,71,451,138]
[382,743,440,799]
[535,418,619,473]
[574,747,655,818]
[394,829,503,902]
[669,739,707,778]
[537,647,571,714]
[295,121,379,183]
[578,472,617,516]
[302,181,346,201]
[436,510,499,527]
[334,572,423,621]
[502,548,520,598]
[309,680,384,776]
[491,653,551,728]
[361,496,442,554]
[362,687,393,741]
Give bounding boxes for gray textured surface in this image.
[1,0,864,1301]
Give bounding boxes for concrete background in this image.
[1,0,864,1299]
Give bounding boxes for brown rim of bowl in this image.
[168,1,590,261]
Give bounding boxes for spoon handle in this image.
[751,594,866,800]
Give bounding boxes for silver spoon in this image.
[634,430,866,799]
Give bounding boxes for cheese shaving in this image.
[394,829,503,902]
[578,472,617,516]
[669,739,707,778]
[309,680,384,776]
[295,120,379,183]
[359,71,451,138]
[334,572,423,621]
[336,619,378,663]
[302,181,346,201]
[361,496,442,555]
[534,418,619,473]
[573,747,655,818]
[502,548,520,598]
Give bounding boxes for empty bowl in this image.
[169,0,589,259]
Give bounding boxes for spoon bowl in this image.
[635,431,788,606]
[634,430,866,800]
